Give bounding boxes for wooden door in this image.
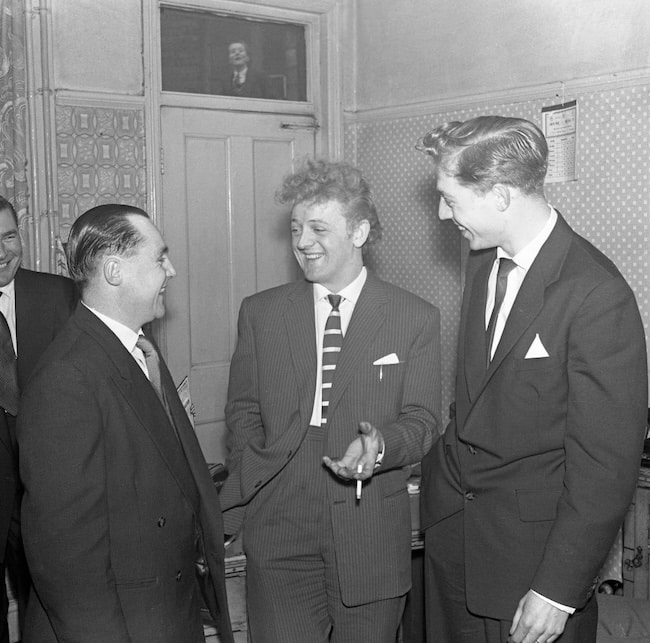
[160,107,316,464]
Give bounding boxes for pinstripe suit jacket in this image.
[220,272,441,605]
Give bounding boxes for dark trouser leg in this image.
[424,511,486,643]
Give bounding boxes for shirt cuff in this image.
[531,590,575,614]
[374,439,385,469]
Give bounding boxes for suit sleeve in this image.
[221,298,264,533]
[532,275,648,607]
[378,304,442,470]
[18,360,131,642]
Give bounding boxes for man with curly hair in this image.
[220,158,441,642]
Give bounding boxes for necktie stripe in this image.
[321,294,343,425]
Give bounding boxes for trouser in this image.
[244,425,405,643]
[424,510,598,643]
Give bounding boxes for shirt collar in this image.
[312,266,367,306]
[497,205,557,270]
[0,279,16,299]
[82,301,142,354]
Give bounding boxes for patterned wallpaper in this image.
[55,104,147,241]
[346,83,650,422]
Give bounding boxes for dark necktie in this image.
[486,258,516,367]
[0,295,18,416]
[136,335,175,428]
[321,294,343,425]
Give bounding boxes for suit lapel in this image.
[285,282,318,426]
[462,257,492,402]
[76,307,199,507]
[470,214,574,398]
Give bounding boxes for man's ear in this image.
[352,220,371,248]
[492,184,511,211]
[103,257,122,286]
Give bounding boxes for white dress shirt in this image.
[485,207,557,359]
[82,302,149,379]
[309,267,367,427]
[0,280,17,353]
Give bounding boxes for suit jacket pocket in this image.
[378,468,409,498]
[516,488,562,521]
[514,356,562,372]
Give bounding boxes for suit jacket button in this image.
[176,571,182,582]
[157,516,166,527]
[464,492,475,501]
[467,444,477,455]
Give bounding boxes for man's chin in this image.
[0,265,20,287]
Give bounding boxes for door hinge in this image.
[160,147,165,175]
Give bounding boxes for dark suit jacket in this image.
[17,305,233,643]
[0,268,76,563]
[220,272,441,606]
[421,214,648,619]
[219,68,273,99]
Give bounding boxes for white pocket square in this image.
[525,334,550,359]
[373,353,400,366]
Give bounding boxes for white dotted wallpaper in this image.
[346,83,650,421]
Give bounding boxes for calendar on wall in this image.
[542,100,578,183]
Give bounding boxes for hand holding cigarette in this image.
[322,422,385,499]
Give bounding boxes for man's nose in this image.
[296,229,313,248]
[438,199,452,221]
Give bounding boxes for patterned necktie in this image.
[136,336,173,418]
[0,295,18,416]
[486,258,516,367]
[321,294,343,425]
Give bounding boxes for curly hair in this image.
[277,158,382,247]
[416,116,548,196]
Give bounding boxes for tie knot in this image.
[136,335,155,358]
[497,258,516,278]
[328,294,342,310]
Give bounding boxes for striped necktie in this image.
[321,294,342,425]
[0,294,18,415]
[486,258,516,366]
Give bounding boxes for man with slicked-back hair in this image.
[18,204,233,643]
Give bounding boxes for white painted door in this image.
[160,107,316,464]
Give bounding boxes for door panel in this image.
[160,107,315,464]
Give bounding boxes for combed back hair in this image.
[0,195,19,226]
[416,116,549,196]
[66,204,149,290]
[277,158,382,247]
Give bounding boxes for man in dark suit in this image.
[219,41,273,99]
[0,196,76,643]
[417,116,648,643]
[219,159,441,642]
[17,204,233,642]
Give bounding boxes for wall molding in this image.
[56,90,145,109]
[345,67,650,124]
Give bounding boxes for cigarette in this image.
[356,463,363,500]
